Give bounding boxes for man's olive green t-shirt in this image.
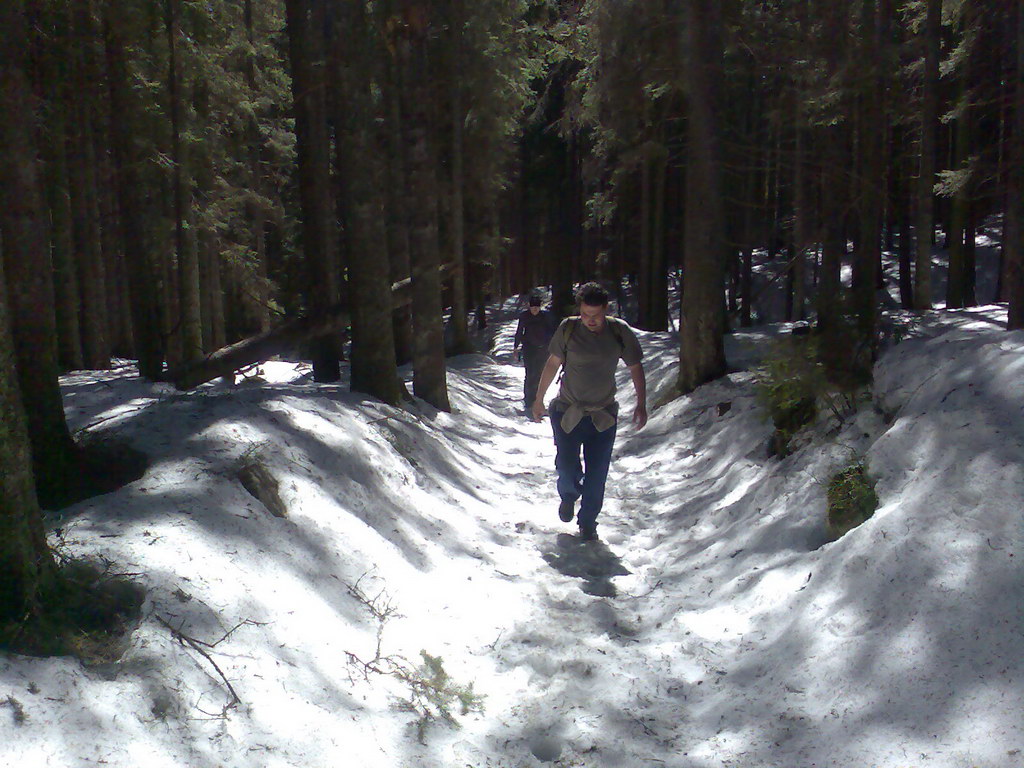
[548,316,642,416]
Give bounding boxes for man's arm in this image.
[513,318,524,360]
[628,362,648,429]
[530,354,563,421]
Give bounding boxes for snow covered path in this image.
[2,305,1021,768]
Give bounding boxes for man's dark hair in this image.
[528,294,542,306]
[576,281,609,307]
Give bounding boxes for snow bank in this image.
[1,303,1020,768]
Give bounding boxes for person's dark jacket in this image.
[514,310,558,350]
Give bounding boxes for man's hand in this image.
[513,348,521,362]
[632,403,648,430]
[531,354,562,422]
[531,398,546,422]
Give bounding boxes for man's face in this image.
[579,302,608,332]
[529,305,541,315]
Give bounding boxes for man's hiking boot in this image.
[579,523,598,542]
[558,498,575,523]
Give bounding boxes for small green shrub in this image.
[754,338,828,456]
[343,575,484,743]
[816,317,874,393]
[398,651,486,742]
[826,464,878,540]
[3,696,27,726]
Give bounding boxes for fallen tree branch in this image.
[156,615,265,716]
[166,262,455,390]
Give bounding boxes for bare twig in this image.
[156,615,265,716]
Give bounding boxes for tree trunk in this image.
[817,123,846,335]
[164,0,203,362]
[0,0,80,509]
[650,144,669,330]
[160,225,181,369]
[946,43,972,310]
[244,0,270,337]
[447,1,472,355]
[852,0,885,361]
[678,0,727,393]
[97,148,129,355]
[895,128,914,308]
[739,91,759,328]
[791,120,808,322]
[0,249,56,626]
[285,0,342,382]
[1007,0,1024,328]
[332,2,402,405]
[103,6,164,379]
[640,144,653,326]
[397,1,450,411]
[38,7,84,373]
[45,102,84,371]
[69,0,110,370]
[638,141,669,331]
[964,197,976,306]
[740,249,753,327]
[914,0,941,310]
[383,52,415,366]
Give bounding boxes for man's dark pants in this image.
[549,408,617,531]
[522,344,548,407]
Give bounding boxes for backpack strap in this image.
[556,318,578,383]
[561,317,579,349]
[606,317,625,351]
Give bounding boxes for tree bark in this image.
[38,5,84,372]
[285,0,342,381]
[45,93,84,371]
[447,0,472,355]
[0,0,80,509]
[852,0,885,359]
[817,121,847,335]
[678,0,727,393]
[69,0,110,370]
[332,2,402,405]
[946,33,972,310]
[0,244,56,626]
[383,48,415,366]
[165,0,203,363]
[914,0,941,310]
[639,140,669,331]
[396,1,450,411]
[103,5,164,379]
[1007,0,1024,328]
[895,128,914,308]
[791,120,808,322]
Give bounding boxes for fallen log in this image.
[166,263,454,390]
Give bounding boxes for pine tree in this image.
[677,0,727,393]
[0,0,58,626]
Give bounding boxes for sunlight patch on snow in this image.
[677,605,751,641]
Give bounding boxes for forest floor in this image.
[1,295,1021,768]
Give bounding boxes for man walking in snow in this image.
[531,282,647,542]
[513,293,558,411]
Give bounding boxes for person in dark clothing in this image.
[514,294,558,410]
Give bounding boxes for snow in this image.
[2,297,1021,768]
